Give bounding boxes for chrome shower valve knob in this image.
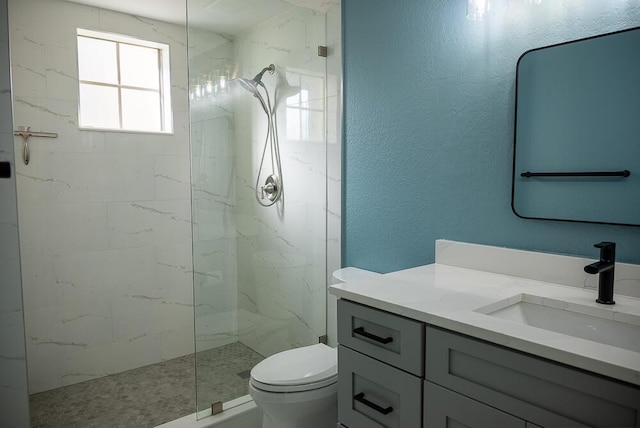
[261,174,281,202]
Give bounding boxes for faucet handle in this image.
[594,241,616,262]
[594,241,616,249]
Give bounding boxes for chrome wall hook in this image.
[14,126,58,165]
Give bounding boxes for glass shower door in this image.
[187,1,329,415]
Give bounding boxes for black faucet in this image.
[584,242,616,305]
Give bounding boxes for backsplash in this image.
[436,240,640,299]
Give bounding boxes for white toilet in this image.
[249,268,380,428]
[249,343,338,428]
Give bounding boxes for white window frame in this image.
[76,28,173,134]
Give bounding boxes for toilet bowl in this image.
[249,343,338,428]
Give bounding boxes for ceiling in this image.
[63,0,334,36]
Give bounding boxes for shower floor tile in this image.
[29,342,264,428]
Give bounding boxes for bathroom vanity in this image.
[331,240,640,428]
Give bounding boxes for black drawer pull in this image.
[353,326,393,344]
[354,392,394,415]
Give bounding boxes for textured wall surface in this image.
[343,0,640,272]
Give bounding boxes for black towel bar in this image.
[521,170,630,178]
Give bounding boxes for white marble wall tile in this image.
[52,249,110,290]
[11,62,46,98]
[155,155,191,201]
[25,352,63,393]
[13,205,42,258]
[44,45,77,101]
[148,200,193,245]
[76,131,106,153]
[106,247,159,293]
[14,153,54,205]
[10,1,196,393]
[138,114,191,156]
[18,254,57,310]
[156,243,193,292]
[107,202,156,249]
[193,200,235,241]
[195,310,238,352]
[22,97,79,135]
[40,202,109,252]
[48,153,156,202]
[112,295,163,342]
[12,0,99,48]
[11,96,42,134]
[102,132,143,155]
[172,78,190,114]
[160,324,195,361]
[158,300,193,339]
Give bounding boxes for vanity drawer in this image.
[338,345,422,428]
[424,381,526,428]
[337,299,424,376]
[425,326,640,428]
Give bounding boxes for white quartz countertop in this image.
[329,263,640,387]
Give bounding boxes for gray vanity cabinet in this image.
[337,299,640,428]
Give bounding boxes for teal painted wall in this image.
[343,0,640,272]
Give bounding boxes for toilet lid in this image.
[251,344,337,387]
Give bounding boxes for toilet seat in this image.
[250,344,337,393]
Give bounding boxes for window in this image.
[76,29,172,133]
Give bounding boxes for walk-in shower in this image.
[4,0,340,425]
[237,64,284,207]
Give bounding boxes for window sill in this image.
[79,126,174,136]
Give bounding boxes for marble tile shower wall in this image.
[233,6,334,357]
[9,0,194,394]
[0,0,31,424]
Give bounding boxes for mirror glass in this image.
[512,27,640,226]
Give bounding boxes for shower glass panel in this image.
[187,1,329,413]
[9,0,195,426]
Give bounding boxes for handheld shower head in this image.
[236,64,276,115]
[237,78,269,114]
[251,64,275,85]
[237,64,275,95]
[237,77,258,95]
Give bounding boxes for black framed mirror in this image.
[511,27,640,226]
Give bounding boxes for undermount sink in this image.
[475,294,640,353]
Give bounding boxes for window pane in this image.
[119,44,160,89]
[77,36,118,84]
[121,89,161,132]
[79,83,120,128]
